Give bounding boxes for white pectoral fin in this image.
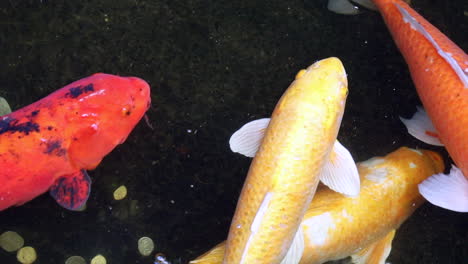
[351,229,396,264]
[229,118,270,157]
[327,0,361,15]
[399,107,443,146]
[350,0,377,10]
[418,165,468,212]
[320,140,360,196]
[280,227,305,264]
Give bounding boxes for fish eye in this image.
[121,106,132,116]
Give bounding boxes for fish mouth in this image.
[422,150,445,173]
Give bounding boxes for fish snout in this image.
[422,150,445,173]
[129,77,151,100]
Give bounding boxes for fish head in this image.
[66,73,151,169]
[420,149,445,175]
[287,57,348,133]
[295,57,348,100]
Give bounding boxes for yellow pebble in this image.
[0,231,24,252]
[138,236,154,256]
[113,185,128,200]
[0,97,12,116]
[65,256,86,264]
[16,246,37,264]
[91,254,106,264]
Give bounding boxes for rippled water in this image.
[0,0,467,263]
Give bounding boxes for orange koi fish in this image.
[190,147,445,264]
[224,58,360,264]
[328,0,468,212]
[0,73,150,211]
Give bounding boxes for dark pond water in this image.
[0,0,467,263]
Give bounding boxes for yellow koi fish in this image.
[223,57,360,264]
[191,147,445,264]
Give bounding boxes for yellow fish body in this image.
[223,57,357,264]
[191,147,445,264]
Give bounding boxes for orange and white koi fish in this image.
[0,73,150,211]
[223,57,360,264]
[191,147,445,264]
[328,0,468,212]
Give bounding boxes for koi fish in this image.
[0,73,150,211]
[191,147,445,264]
[223,57,360,264]
[330,0,468,212]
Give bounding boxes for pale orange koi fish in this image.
[191,147,445,264]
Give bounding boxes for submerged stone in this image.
[113,185,128,200]
[0,231,24,252]
[91,254,107,264]
[65,256,86,264]
[0,97,12,116]
[16,246,37,264]
[138,236,155,256]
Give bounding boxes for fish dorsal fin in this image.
[229,118,270,157]
[189,241,226,264]
[418,165,468,212]
[280,227,305,264]
[351,229,396,264]
[50,170,91,211]
[400,106,443,146]
[320,140,360,196]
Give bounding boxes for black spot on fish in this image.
[31,110,39,117]
[0,117,40,135]
[65,83,95,98]
[44,139,66,157]
[47,126,54,131]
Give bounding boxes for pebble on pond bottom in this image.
[91,254,107,264]
[113,185,128,200]
[65,256,86,264]
[138,236,155,256]
[0,231,25,252]
[16,246,37,264]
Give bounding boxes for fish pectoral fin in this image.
[418,165,468,212]
[229,118,270,157]
[350,0,377,10]
[350,229,396,264]
[189,241,226,263]
[49,170,91,211]
[320,140,360,196]
[327,0,361,15]
[399,106,443,146]
[280,227,305,264]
